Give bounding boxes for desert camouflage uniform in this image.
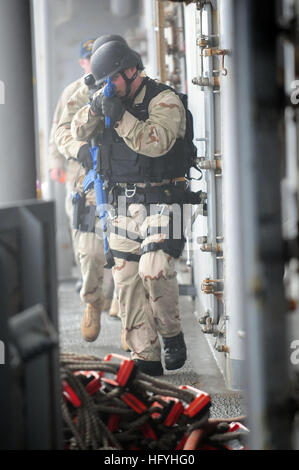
[49,77,83,242]
[70,82,186,361]
[51,78,113,308]
[54,79,92,217]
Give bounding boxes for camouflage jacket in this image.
[48,77,83,171]
[70,78,186,161]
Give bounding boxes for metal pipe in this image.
[219,0,246,392]
[191,76,219,87]
[32,0,53,199]
[244,0,291,449]
[203,2,219,325]
[144,0,158,80]
[199,5,204,80]
[200,243,222,253]
[155,0,167,83]
[221,0,292,449]
[0,0,36,204]
[197,158,222,170]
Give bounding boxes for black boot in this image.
[163,332,187,370]
[134,359,163,376]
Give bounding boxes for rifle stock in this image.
[81,77,115,268]
[103,77,116,128]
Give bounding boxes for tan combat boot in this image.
[121,327,130,352]
[81,302,102,342]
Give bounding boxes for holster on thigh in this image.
[141,238,185,259]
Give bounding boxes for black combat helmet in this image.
[91,40,141,85]
[85,35,131,93]
[92,36,144,71]
[91,34,128,54]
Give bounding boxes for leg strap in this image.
[110,249,141,262]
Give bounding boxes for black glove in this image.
[102,95,125,122]
[77,144,93,170]
[90,92,104,115]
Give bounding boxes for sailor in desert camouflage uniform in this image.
[50,38,117,343]
[70,40,188,376]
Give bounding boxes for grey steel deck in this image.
[58,276,244,420]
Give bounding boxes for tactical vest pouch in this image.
[113,183,186,205]
[141,236,185,260]
[73,194,96,233]
[72,194,86,230]
[80,205,96,233]
[141,210,186,259]
[162,237,186,259]
[99,78,195,184]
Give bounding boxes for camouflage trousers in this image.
[108,203,183,362]
[65,182,114,308]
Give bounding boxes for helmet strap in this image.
[120,69,138,98]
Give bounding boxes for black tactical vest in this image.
[99,78,187,183]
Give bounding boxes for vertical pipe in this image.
[199,7,204,80]
[282,39,297,240]
[184,3,208,321]
[219,0,246,390]
[144,0,158,78]
[155,0,167,82]
[0,0,36,204]
[32,0,53,199]
[232,0,291,449]
[32,0,74,280]
[204,3,219,324]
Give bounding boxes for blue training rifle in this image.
[103,77,115,128]
[81,75,116,268]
